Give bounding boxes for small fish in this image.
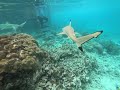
[58,20,103,52]
[0,21,26,32]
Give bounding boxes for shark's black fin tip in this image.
[78,46,83,52]
[95,30,103,38]
[99,30,103,33]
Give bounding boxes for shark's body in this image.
[0,22,26,32]
[58,21,103,51]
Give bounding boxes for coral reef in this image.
[0,33,40,73]
[82,39,120,56]
[34,30,98,90]
[35,44,98,90]
[100,40,120,55]
[84,40,104,55]
[0,32,98,90]
[0,33,46,90]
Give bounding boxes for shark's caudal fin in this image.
[76,31,103,51]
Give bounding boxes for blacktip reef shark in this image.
[0,21,26,32]
[58,20,103,52]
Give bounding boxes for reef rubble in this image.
[34,30,98,90]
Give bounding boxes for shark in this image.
[58,20,103,52]
[0,21,26,32]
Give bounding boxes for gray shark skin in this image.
[58,21,103,52]
[0,21,26,33]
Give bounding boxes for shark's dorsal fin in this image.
[69,20,71,26]
[12,26,16,32]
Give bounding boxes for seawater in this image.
[48,0,120,42]
[0,0,120,90]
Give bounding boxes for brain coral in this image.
[0,33,41,73]
[0,33,47,90]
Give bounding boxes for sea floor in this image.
[86,53,120,90]
[32,27,120,90]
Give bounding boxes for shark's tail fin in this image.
[76,31,103,52]
[19,21,26,27]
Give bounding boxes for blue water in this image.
[0,0,120,90]
[48,0,120,41]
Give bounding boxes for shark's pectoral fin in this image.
[75,32,80,35]
[67,36,71,39]
[57,32,66,35]
[19,21,26,28]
